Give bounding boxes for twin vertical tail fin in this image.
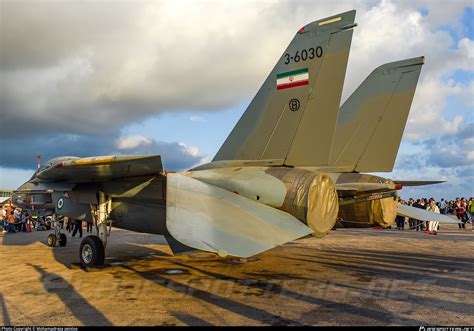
[211,11,423,173]
[330,57,424,172]
[213,10,357,166]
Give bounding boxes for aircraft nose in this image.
[11,193,23,206]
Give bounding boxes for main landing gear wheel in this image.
[59,233,67,247]
[47,234,57,247]
[80,235,105,268]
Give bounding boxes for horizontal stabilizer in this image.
[36,155,162,182]
[397,204,459,223]
[166,173,313,258]
[393,180,446,187]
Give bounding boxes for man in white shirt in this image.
[440,198,448,215]
[14,208,21,221]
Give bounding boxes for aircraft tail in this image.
[213,10,357,166]
[330,56,424,172]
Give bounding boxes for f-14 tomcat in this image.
[12,10,456,267]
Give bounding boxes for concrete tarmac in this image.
[0,224,473,326]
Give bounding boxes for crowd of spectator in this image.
[396,197,473,233]
[0,205,52,233]
[0,205,93,237]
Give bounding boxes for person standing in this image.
[440,198,448,215]
[13,208,21,231]
[86,221,93,233]
[469,197,474,219]
[427,200,440,235]
[20,212,28,232]
[71,219,83,238]
[412,199,424,231]
[7,211,16,233]
[396,199,406,230]
[407,198,415,229]
[470,198,474,232]
[456,198,467,229]
[64,216,72,233]
[0,208,6,232]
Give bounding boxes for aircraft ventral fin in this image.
[165,173,313,258]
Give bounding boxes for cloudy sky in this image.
[0,0,472,199]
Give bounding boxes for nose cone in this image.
[12,181,33,208]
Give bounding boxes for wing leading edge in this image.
[36,155,163,182]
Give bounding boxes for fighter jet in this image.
[12,10,457,267]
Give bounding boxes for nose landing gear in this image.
[47,214,67,247]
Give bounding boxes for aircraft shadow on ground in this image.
[278,248,473,311]
[3,231,472,326]
[120,263,304,326]
[169,312,214,327]
[26,263,112,326]
[0,294,11,326]
[281,258,472,292]
[339,228,472,241]
[119,257,429,326]
[1,230,51,246]
[2,229,172,267]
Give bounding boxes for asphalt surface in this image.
[1,223,473,326]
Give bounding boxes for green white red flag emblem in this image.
[276,68,309,90]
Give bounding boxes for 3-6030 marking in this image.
[284,46,323,64]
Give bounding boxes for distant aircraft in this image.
[12,10,457,267]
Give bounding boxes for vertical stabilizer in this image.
[213,11,357,166]
[331,57,424,172]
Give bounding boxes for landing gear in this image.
[47,233,57,247]
[47,214,67,247]
[79,191,113,267]
[80,235,105,267]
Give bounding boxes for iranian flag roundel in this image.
[276,68,309,90]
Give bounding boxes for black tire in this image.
[59,233,67,247]
[47,234,57,247]
[79,235,105,268]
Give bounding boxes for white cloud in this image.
[1,0,471,140]
[468,151,474,161]
[116,135,152,149]
[1,0,472,196]
[441,115,464,135]
[189,116,206,123]
[177,142,200,158]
